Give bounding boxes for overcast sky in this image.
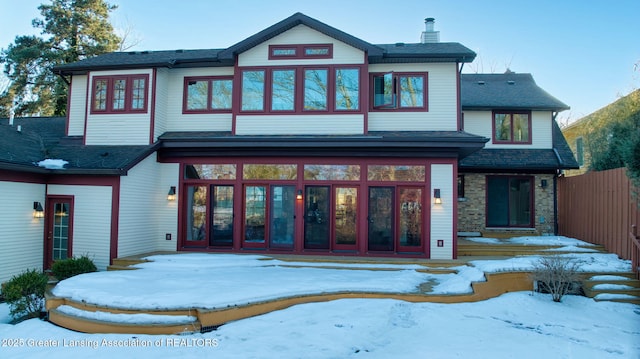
[1,0,638,124]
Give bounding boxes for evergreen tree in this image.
[0,0,121,117]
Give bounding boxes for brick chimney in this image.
[421,18,440,43]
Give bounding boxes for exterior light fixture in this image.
[167,186,176,201]
[540,179,548,188]
[433,189,442,204]
[33,202,44,218]
[296,189,303,200]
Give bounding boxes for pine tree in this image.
[0,0,121,117]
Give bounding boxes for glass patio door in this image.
[269,185,295,249]
[398,187,423,252]
[304,186,330,249]
[368,187,394,251]
[211,185,234,247]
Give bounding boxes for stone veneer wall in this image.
[457,173,556,236]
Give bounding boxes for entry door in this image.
[44,196,73,269]
[397,187,423,252]
[368,187,394,251]
[304,186,330,249]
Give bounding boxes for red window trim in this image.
[238,65,364,115]
[369,72,429,112]
[182,76,234,114]
[268,44,333,60]
[90,74,149,114]
[491,110,532,145]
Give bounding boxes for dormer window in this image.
[371,72,427,111]
[91,74,148,114]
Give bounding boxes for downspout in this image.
[553,171,559,235]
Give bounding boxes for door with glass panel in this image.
[304,186,330,249]
[44,196,73,269]
[397,187,423,252]
[211,185,234,247]
[368,187,394,251]
[185,185,208,247]
[269,185,295,249]
[243,185,295,249]
[334,187,358,250]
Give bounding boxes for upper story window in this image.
[371,72,427,111]
[493,111,531,144]
[269,44,333,60]
[183,76,233,113]
[91,74,148,114]
[240,66,361,114]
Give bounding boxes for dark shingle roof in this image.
[459,120,579,171]
[461,73,569,111]
[54,13,475,75]
[0,117,155,174]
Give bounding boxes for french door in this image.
[243,185,295,249]
[184,184,235,247]
[368,186,424,252]
[303,186,358,251]
[44,196,73,269]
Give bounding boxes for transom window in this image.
[371,72,427,111]
[493,111,531,144]
[183,76,233,113]
[240,66,361,114]
[91,74,148,114]
[269,44,333,60]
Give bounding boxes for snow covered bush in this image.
[51,255,97,281]
[531,256,582,302]
[3,269,48,321]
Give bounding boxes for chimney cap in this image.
[425,17,435,22]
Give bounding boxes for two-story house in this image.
[0,13,576,283]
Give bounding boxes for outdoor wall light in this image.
[540,179,548,188]
[167,186,176,201]
[296,189,303,200]
[433,189,442,204]
[33,201,44,218]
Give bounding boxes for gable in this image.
[238,24,365,67]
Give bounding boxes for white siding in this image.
[236,114,364,135]
[85,69,154,145]
[463,110,553,149]
[430,164,454,259]
[165,67,234,132]
[238,25,365,67]
[153,68,169,141]
[0,182,45,285]
[68,75,88,136]
[118,155,179,257]
[368,63,458,131]
[47,184,112,271]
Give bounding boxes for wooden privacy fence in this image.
[557,167,640,278]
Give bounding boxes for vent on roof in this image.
[395,42,405,47]
[477,81,485,85]
[176,49,184,53]
[507,80,515,85]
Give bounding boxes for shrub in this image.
[51,255,97,281]
[531,256,582,302]
[3,269,49,320]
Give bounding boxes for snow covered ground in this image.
[1,236,638,358]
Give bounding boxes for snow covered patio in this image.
[43,236,638,335]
